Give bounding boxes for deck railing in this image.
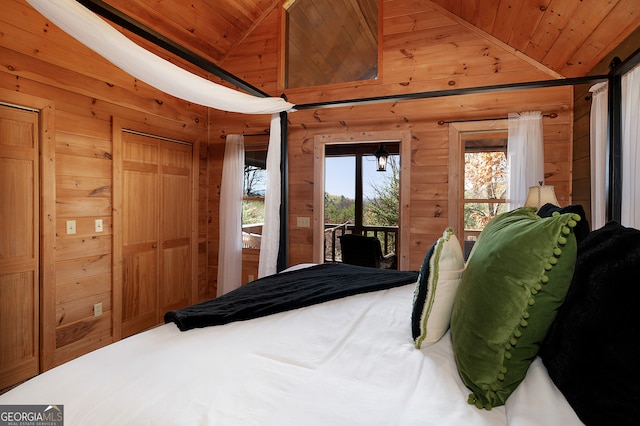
[324,223,398,263]
[243,222,398,263]
[323,222,350,262]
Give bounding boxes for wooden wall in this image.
[1,0,215,370]
[212,0,575,271]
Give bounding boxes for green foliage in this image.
[324,156,400,227]
[324,193,355,224]
[242,199,265,225]
[364,156,399,226]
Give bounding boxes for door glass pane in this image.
[324,156,355,224]
[362,154,399,227]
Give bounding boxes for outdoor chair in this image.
[339,233,396,269]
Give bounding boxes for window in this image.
[462,134,508,244]
[242,146,267,248]
[284,0,379,88]
[448,121,509,259]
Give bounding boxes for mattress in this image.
[0,269,583,425]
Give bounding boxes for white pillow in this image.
[411,227,465,348]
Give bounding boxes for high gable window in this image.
[284,0,379,88]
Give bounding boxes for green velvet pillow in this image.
[450,207,579,410]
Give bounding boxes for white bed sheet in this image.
[0,281,583,425]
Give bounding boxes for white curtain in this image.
[26,0,294,114]
[621,64,640,228]
[589,82,609,229]
[258,114,282,278]
[507,111,544,210]
[217,135,244,296]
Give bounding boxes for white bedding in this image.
[0,275,583,425]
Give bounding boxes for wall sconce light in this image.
[374,144,389,172]
[525,181,560,210]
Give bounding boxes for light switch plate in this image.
[66,220,76,235]
[297,217,311,228]
[95,219,103,232]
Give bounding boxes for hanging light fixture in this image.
[374,144,389,172]
[525,181,560,210]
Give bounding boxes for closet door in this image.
[158,141,191,313]
[0,105,39,389]
[120,132,192,338]
[121,133,159,338]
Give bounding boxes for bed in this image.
[2,208,638,425]
[0,265,578,425]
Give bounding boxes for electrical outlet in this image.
[94,302,103,317]
[66,220,76,235]
[248,274,255,282]
[95,219,103,232]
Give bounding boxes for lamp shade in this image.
[524,182,559,209]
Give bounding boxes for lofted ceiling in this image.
[100,0,640,88]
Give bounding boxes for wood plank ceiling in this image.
[100,0,640,88]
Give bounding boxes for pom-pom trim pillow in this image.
[412,227,465,348]
[450,207,579,410]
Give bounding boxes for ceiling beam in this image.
[295,75,609,110]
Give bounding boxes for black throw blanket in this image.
[165,263,418,331]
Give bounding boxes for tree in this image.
[324,193,355,224]
[322,154,400,227]
[364,155,399,226]
[242,165,266,225]
[464,151,506,230]
[243,165,265,197]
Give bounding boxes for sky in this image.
[325,155,396,199]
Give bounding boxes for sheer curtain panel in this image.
[589,82,609,229]
[621,65,640,228]
[507,111,544,210]
[217,135,244,296]
[258,114,282,278]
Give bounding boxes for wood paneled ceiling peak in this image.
[100,0,640,85]
[430,0,640,78]
[101,0,282,63]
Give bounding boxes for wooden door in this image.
[0,105,39,389]
[121,132,192,338]
[121,133,159,337]
[158,142,192,313]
